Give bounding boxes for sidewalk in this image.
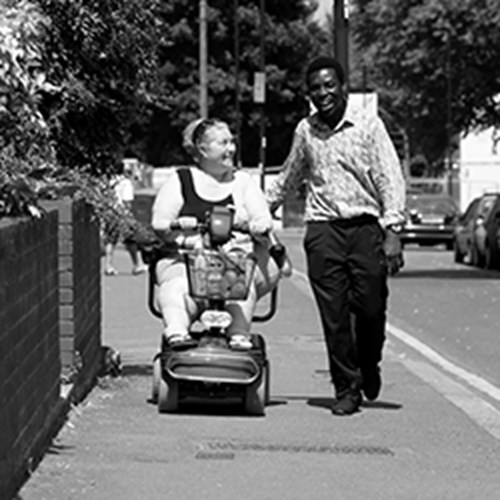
[18,230,500,500]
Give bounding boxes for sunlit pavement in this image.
[18,229,500,500]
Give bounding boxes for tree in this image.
[35,0,166,173]
[352,0,500,171]
[147,0,330,167]
[0,0,54,162]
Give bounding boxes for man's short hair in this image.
[306,56,345,85]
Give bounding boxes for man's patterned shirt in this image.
[266,106,406,227]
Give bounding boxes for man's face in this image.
[307,67,347,121]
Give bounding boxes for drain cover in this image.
[204,440,393,456]
[196,451,235,460]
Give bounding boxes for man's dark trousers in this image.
[303,215,389,398]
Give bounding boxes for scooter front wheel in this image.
[158,376,179,413]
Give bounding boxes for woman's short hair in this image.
[182,118,204,158]
[182,118,228,158]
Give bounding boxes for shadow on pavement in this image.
[46,443,75,455]
[395,268,499,280]
[306,396,334,410]
[361,400,403,410]
[146,397,288,415]
[306,397,402,411]
[121,364,153,377]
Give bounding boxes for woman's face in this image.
[198,123,236,174]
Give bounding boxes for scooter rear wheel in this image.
[264,361,271,405]
[244,364,267,416]
[158,377,179,413]
[151,353,161,403]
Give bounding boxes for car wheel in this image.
[471,243,484,267]
[485,242,500,270]
[453,241,464,263]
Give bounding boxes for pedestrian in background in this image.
[104,162,147,276]
[266,56,406,415]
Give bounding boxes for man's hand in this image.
[384,230,404,276]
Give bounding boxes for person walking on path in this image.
[104,163,147,276]
[266,56,406,416]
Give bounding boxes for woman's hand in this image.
[175,216,198,231]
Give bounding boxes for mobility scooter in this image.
[144,206,287,416]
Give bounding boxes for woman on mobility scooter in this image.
[151,118,289,352]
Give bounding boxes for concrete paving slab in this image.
[17,231,500,500]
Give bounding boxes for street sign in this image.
[253,72,266,103]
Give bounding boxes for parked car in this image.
[484,195,500,269]
[453,193,500,268]
[401,194,459,249]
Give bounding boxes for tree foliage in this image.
[352,0,500,170]
[0,0,161,224]
[148,0,330,166]
[1,0,330,219]
[0,0,54,162]
[35,0,166,173]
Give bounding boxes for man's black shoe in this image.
[362,367,382,401]
[331,391,361,416]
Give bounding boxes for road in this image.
[17,230,500,500]
[390,244,500,388]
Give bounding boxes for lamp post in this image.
[333,0,349,84]
[445,26,453,196]
[199,0,208,118]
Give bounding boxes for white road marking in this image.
[387,324,500,404]
[291,268,500,439]
[404,358,500,440]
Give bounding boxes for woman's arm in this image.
[151,171,184,242]
[235,171,273,235]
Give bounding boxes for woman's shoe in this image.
[105,268,118,276]
[229,334,253,350]
[166,333,197,351]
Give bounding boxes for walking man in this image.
[266,56,406,415]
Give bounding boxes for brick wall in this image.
[42,199,102,400]
[0,211,61,499]
[70,200,102,397]
[0,200,103,499]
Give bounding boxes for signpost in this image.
[257,0,266,189]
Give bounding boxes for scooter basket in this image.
[185,248,256,300]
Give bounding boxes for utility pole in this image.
[234,0,242,167]
[333,0,349,84]
[199,0,208,118]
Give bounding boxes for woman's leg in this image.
[225,281,257,335]
[156,260,198,339]
[225,281,257,349]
